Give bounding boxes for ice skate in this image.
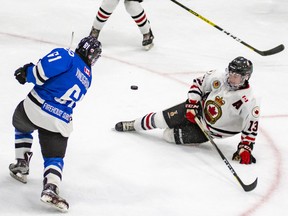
[40,183,69,212]
[115,120,135,132]
[9,152,33,184]
[89,26,100,39]
[142,29,154,50]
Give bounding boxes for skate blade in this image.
[10,171,27,184]
[143,43,154,51]
[40,195,69,213]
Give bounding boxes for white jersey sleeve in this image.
[239,96,260,145]
[187,70,217,103]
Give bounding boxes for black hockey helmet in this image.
[75,36,102,66]
[228,56,253,78]
[226,56,253,90]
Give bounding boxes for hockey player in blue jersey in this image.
[9,36,102,212]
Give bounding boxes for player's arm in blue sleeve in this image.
[26,48,73,85]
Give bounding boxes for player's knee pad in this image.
[173,124,208,144]
[163,128,175,143]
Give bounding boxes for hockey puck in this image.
[130,85,138,90]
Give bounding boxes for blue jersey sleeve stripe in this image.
[33,62,48,85]
[35,66,46,84]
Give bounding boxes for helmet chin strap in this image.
[227,83,240,91]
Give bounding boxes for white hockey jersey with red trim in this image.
[188,70,260,145]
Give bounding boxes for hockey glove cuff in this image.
[185,100,200,124]
[14,63,34,85]
[232,142,256,164]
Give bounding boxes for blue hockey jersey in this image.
[25,48,92,123]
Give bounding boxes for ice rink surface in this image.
[0,0,287,215]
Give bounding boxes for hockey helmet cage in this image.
[75,36,102,66]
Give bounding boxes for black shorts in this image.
[12,101,68,158]
[162,101,208,144]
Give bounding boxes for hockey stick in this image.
[170,0,284,56]
[68,31,74,49]
[194,116,258,192]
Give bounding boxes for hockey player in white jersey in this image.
[9,36,102,212]
[90,0,154,50]
[115,56,260,165]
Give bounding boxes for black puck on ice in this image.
[130,85,138,90]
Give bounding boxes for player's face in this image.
[227,72,243,86]
[225,70,247,90]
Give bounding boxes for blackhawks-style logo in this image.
[204,96,225,124]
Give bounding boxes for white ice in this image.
[0,0,287,215]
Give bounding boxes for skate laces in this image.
[42,183,59,195]
[143,32,151,40]
[122,121,135,131]
[142,29,154,46]
[9,159,29,174]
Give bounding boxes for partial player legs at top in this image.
[90,0,154,49]
[90,0,120,38]
[125,1,150,35]
[124,0,154,49]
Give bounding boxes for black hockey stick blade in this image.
[238,177,258,192]
[253,44,285,56]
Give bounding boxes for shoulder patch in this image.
[212,80,221,89]
[252,106,260,118]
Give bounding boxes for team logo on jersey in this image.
[252,106,260,118]
[204,96,225,124]
[84,66,91,76]
[212,80,221,89]
[168,110,178,118]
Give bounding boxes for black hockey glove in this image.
[14,63,34,85]
[232,142,256,164]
